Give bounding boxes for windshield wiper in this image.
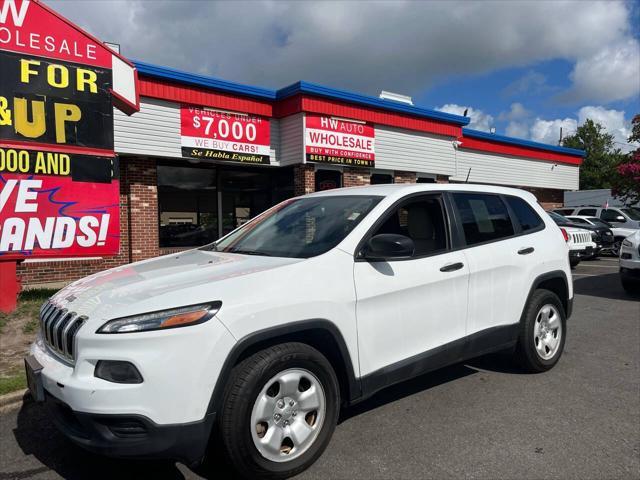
[228,248,272,256]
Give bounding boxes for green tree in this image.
[562,119,625,190]
[611,114,640,205]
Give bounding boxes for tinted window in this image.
[373,195,448,256]
[621,208,640,220]
[554,208,574,216]
[453,193,515,245]
[505,196,543,232]
[601,209,623,222]
[578,208,597,216]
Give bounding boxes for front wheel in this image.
[514,289,566,372]
[220,342,340,479]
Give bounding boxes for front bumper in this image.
[569,246,594,260]
[44,390,215,466]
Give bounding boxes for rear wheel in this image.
[220,342,340,479]
[514,289,566,372]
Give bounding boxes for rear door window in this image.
[452,193,515,246]
[504,196,544,232]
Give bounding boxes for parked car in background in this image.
[553,206,640,229]
[547,212,597,267]
[620,230,640,294]
[26,184,572,479]
[564,216,615,256]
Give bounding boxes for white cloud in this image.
[47,0,638,102]
[530,118,578,145]
[578,106,636,151]
[436,104,494,132]
[563,39,640,103]
[505,121,530,139]
[509,106,636,152]
[499,103,531,121]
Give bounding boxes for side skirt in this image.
[358,324,519,402]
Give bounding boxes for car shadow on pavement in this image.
[13,401,189,480]
[574,272,639,301]
[339,363,477,423]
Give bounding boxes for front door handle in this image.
[518,247,535,255]
[440,262,464,272]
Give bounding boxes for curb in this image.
[0,389,30,414]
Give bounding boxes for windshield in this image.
[586,217,611,228]
[547,211,571,225]
[620,208,640,220]
[204,195,382,258]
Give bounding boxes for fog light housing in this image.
[95,360,143,384]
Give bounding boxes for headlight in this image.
[97,302,221,334]
[622,239,633,247]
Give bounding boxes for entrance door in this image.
[354,194,469,378]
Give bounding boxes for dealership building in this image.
[18,61,584,288]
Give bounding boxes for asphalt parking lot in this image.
[1,257,638,480]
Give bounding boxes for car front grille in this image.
[571,232,591,244]
[39,301,86,362]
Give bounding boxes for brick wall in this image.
[436,175,449,184]
[521,186,564,210]
[343,167,370,187]
[126,158,160,262]
[294,164,315,196]
[394,170,416,184]
[18,156,160,289]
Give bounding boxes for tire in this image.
[569,257,580,268]
[220,342,340,479]
[514,289,567,373]
[621,276,639,294]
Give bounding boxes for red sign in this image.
[180,105,271,165]
[0,172,120,260]
[0,0,138,261]
[305,114,375,167]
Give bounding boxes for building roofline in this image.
[462,128,585,157]
[133,61,277,100]
[133,60,584,158]
[275,81,470,126]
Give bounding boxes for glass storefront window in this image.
[158,164,295,248]
[158,165,219,248]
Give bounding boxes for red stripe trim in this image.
[140,77,273,117]
[459,136,582,165]
[274,95,461,137]
[0,140,114,157]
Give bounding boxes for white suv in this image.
[620,230,640,293]
[26,184,573,479]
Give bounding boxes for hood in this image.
[50,249,302,322]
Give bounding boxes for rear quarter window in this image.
[504,196,544,232]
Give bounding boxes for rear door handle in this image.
[440,262,464,272]
[518,247,535,255]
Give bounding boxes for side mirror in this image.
[615,215,626,223]
[362,234,414,261]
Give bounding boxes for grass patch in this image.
[22,320,39,334]
[0,288,58,334]
[0,371,26,396]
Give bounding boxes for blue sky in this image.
[51,0,640,150]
